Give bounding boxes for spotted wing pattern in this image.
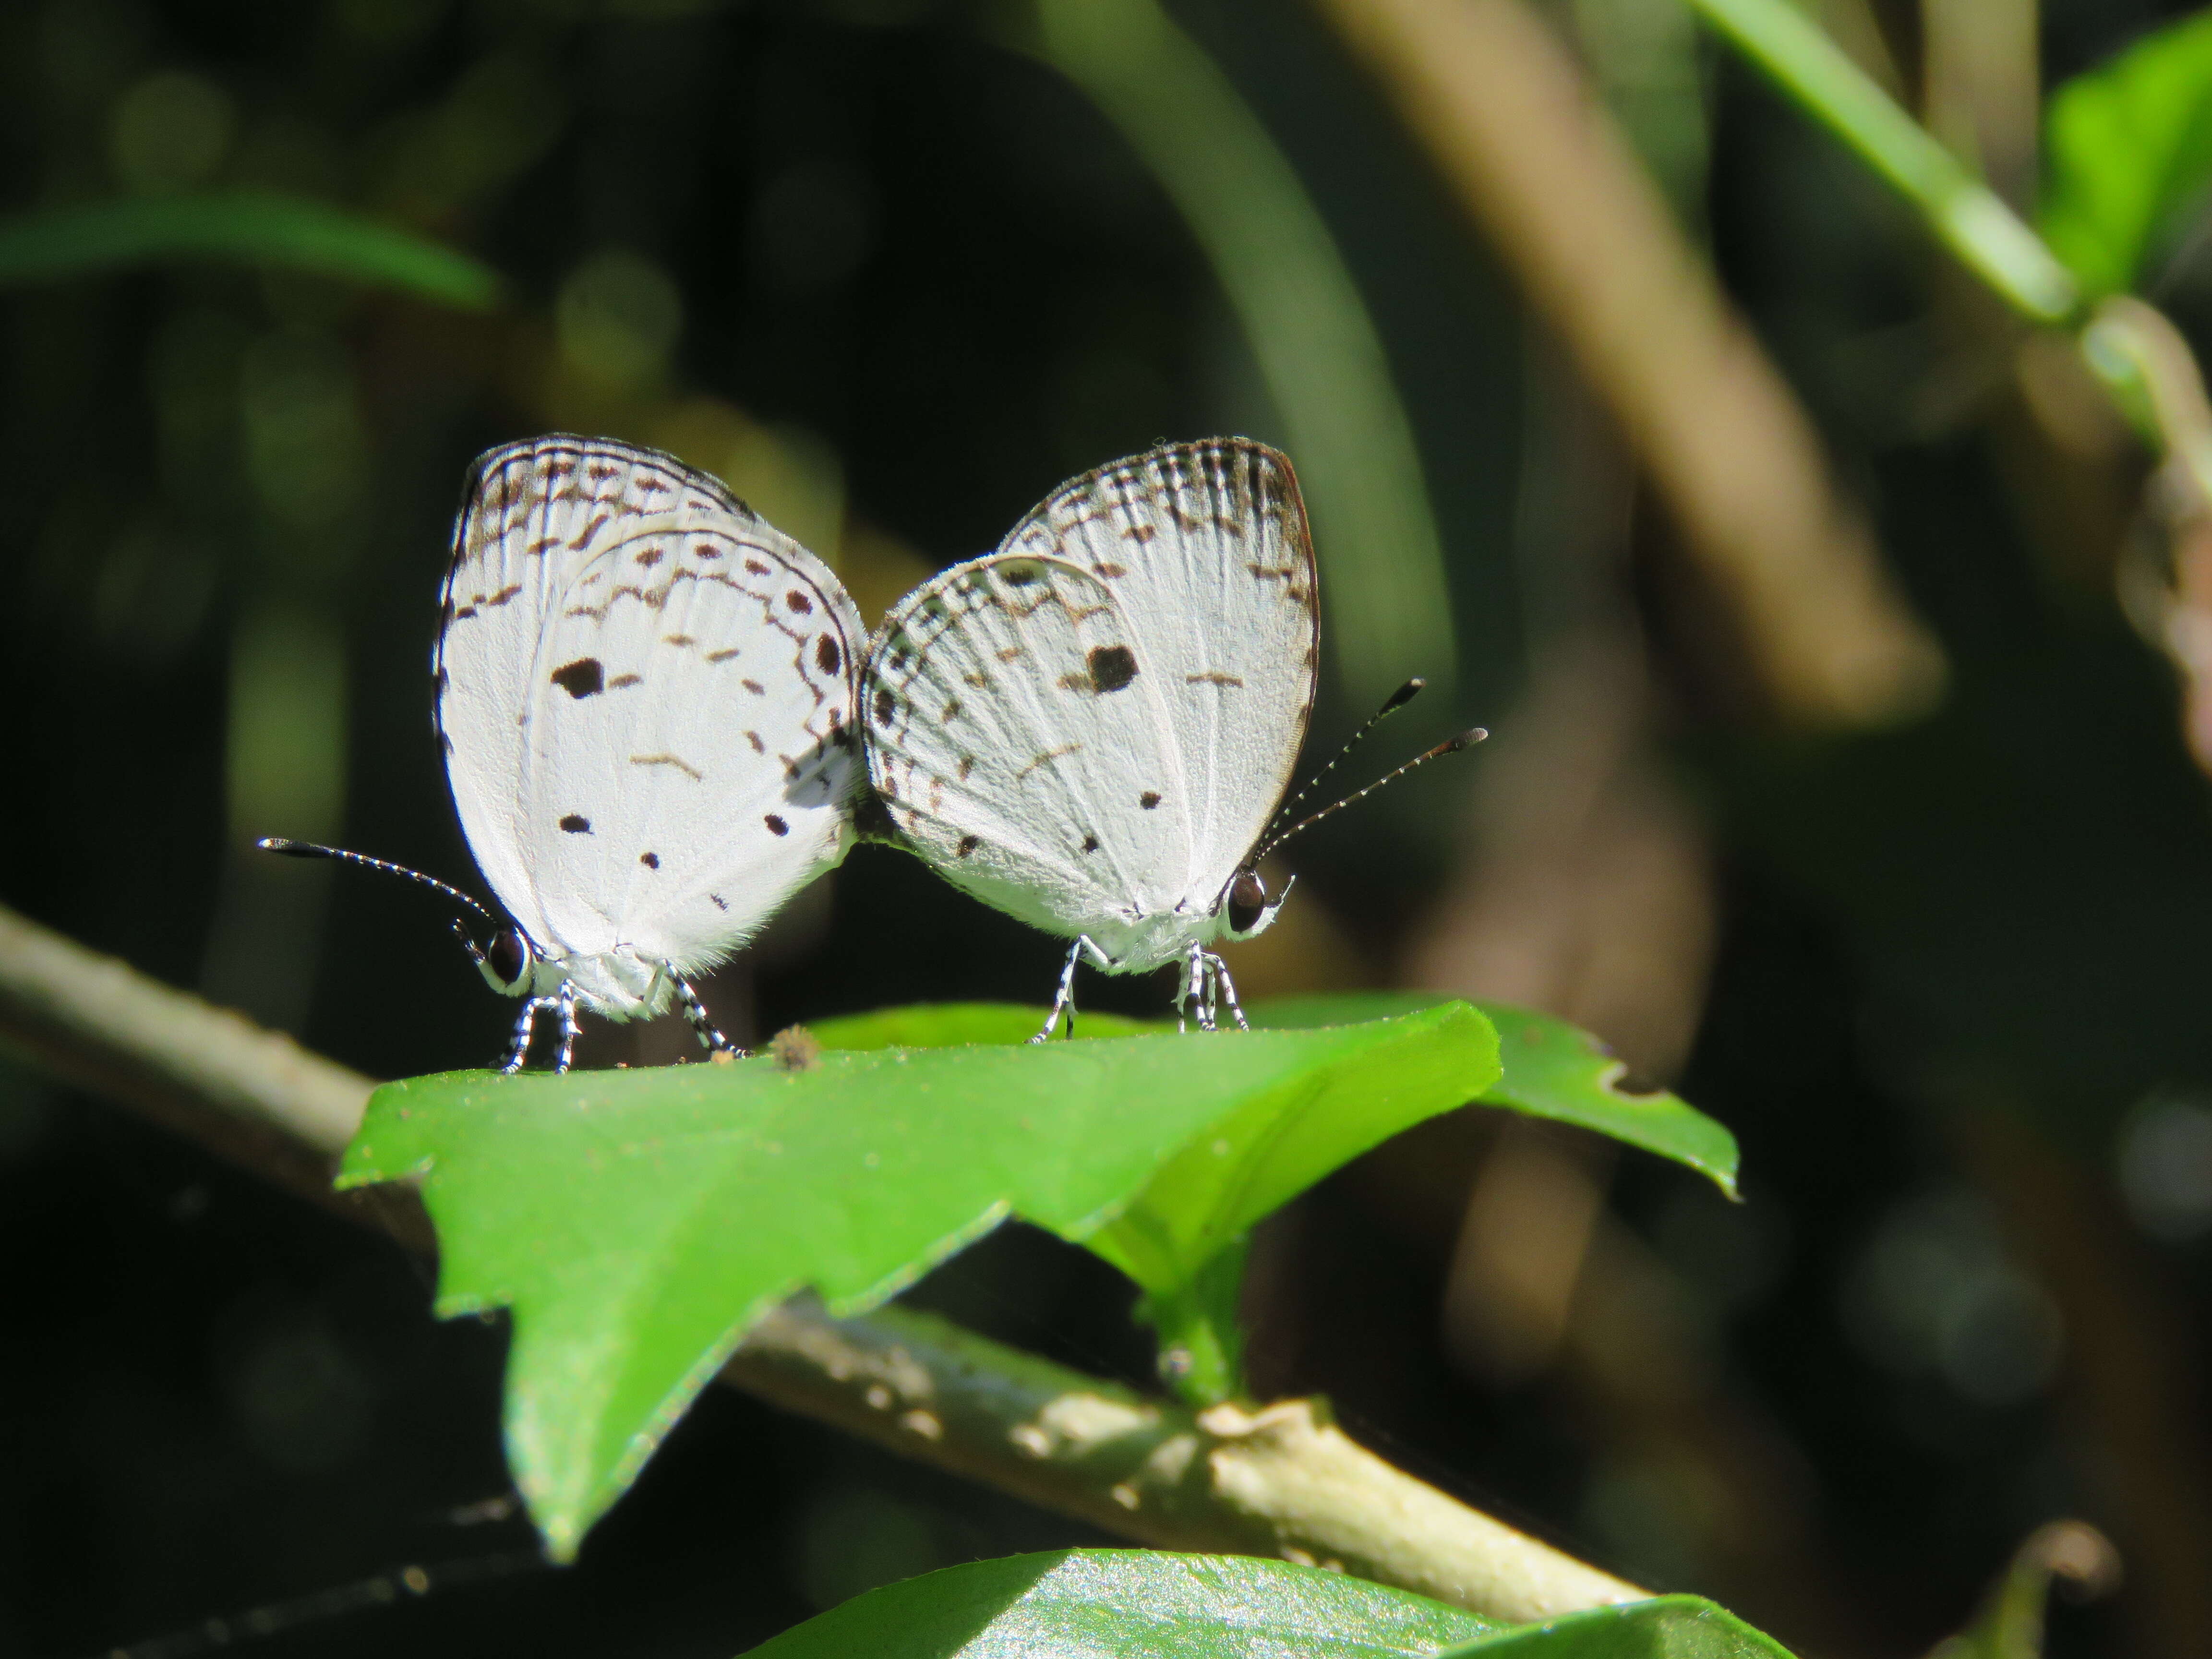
[865,555,1177,944]
[435,436,864,970]
[863,438,1318,956]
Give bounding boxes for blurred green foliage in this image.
[2043,7,2212,296]
[0,191,499,306]
[1690,0,2079,321]
[1034,0,1456,706]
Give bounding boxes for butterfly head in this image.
[1220,868,1293,941]
[475,925,537,997]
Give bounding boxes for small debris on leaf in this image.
[769,1026,821,1072]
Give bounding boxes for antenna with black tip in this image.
[257,837,494,925]
[1260,676,1429,847]
[1253,724,1487,863]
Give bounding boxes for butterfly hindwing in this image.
[436,437,863,973]
[865,554,1191,940]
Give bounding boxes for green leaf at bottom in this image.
[741,1551,1797,1659]
[818,995,1739,1194]
[1253,994,1736,1194]
[746,1549,1501,1659]
[1439,1595,1794,1659]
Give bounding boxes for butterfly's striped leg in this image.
[1178,944,1218,1034]
[502,997,558,1073]
[1204,952,1249,1032]
[663,962,739,1057]
[1034,938,1086,1044]
[1032,936,1108,1044]
[553,981,581,1073]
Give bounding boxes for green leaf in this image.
[339,1004,1496,1556]
[1687,0,2077,323]
[809,1002,1155,1047]
[2041,9,2212,297]
[1255,994,1738,1195]
[745,1549,1502,1659]
[1475,1004,1737,1197]
[1925,1520,2120,1659]
[1132,1235,1250,1407]
[741,1550,1800,1659]
[813,996,1734,1403]
[1437,1595,1795,1659]
[0,191,500,309]
[826,994,1736,1205]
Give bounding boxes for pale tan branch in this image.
[0,900,1643,1623]
[0,902,369,1205]
[732,1301,1641,1620]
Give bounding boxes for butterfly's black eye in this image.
[488,927,530,989]
[1226,870,1267,935]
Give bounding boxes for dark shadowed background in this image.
[3,0,2210,1655]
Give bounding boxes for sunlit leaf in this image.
[818,1004,1505,1296]
[0,191,500,309]
[822,994,1738,1197]
[2041,9,2212,296]
[1261,993,1735,1193]
[339,1003,1496,1556]
[746,1549,1501,1659]
[743,1549,1796,1659]
[809,1002,1154,1048]
[1437,1595,1795,1659]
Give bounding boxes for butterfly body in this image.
[503,942,666,1020]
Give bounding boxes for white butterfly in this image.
[268,435,865,1070]
[860,438,1333,1039]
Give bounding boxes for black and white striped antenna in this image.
[1251,677,1486,861]
[1253,711,1486,863]
[1258,676,1429,848]
[257,837,494,925]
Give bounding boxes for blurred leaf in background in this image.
[2043,7,2212,298]
[1033,0,1457,708]
[0,192,499,307]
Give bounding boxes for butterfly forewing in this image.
[995,438,1318,902]
[436,437,863,971]
[866,555,1193,938]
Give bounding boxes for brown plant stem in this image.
[1313,0,1946,730]
[0,900,1644,1623]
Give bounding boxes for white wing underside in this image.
[864,439,1318,970]
[436,437,864,982]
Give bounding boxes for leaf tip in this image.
[534,1512,584,1565]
